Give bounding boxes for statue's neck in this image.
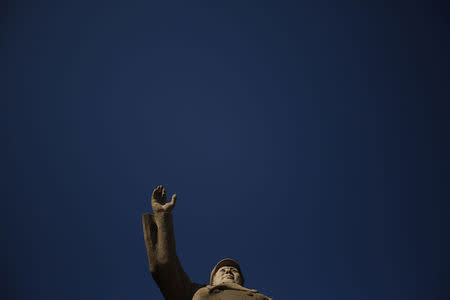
[207,282,258,294]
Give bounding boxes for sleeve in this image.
[143,212,204,300]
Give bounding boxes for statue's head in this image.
[210,258,244,286]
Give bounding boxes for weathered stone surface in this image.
[193,284,271,300]
[142,185,272,300]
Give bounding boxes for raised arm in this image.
[142,186,202,300]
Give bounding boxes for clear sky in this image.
[2,1,449,300]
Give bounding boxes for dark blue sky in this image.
[2,1,449,299]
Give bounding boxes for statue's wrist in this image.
[153,210,173,223]
[153,210,172,216]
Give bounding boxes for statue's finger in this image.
[151,187,159,198]
[152,186,164,201]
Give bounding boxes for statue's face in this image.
[212,266,242,285]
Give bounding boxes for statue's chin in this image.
[220,278,235,284]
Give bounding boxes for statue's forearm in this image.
[142,213,157,272]
[142,211,178,267]
[153,211,177,264]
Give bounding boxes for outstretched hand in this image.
[151,185,177,213]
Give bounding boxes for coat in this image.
[193,283,272,300]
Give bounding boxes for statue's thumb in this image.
[170,194,177,205]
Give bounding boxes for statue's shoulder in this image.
[192,286,272,300]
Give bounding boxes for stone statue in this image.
[142,185,273,300]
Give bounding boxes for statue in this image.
[142,185,273,300]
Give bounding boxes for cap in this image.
[209,258,244,285]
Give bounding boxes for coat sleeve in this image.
[143,212,203,300]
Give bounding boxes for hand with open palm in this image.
[151,185,177,213]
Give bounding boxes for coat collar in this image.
[206,282,258,294]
